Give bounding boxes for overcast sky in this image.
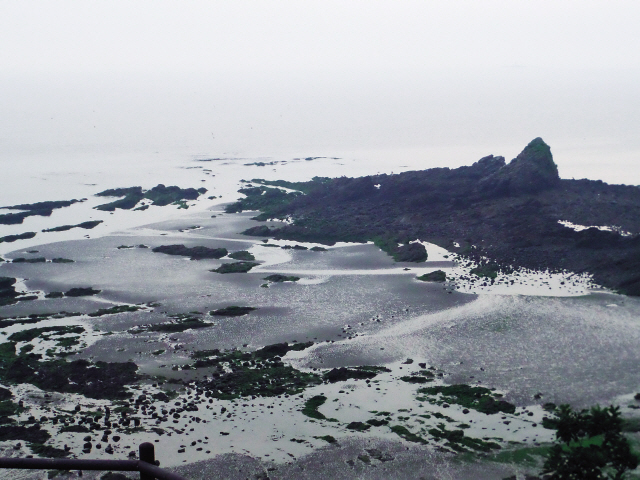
[2,1,640,74]
[1,1,639,182]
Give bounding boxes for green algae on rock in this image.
[228,250,255,261]
[301,395,328,420]
[189,344,320,400]
[418,384,516,415]
[417,270,447,282]
[263,274,300,283]
[211,261,259,274]
[229,138,640,295]
[95,184,207,211]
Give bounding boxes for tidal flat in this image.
[0,155,639,479]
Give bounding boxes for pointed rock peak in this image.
[477,138,560,196]
[522,137,552,159]
[474,155,506,170]
[500,137,560,194]
[513,137,557,175]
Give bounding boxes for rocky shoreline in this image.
[228,138,640,295]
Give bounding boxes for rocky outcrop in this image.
[95,184,207,211]
[231,138,640,295]
[480,138,560,196]
[0,199,81,225]
[65,287,101,297]
[393,243,428,262]
[152,244,228,260]
[417,270,447,282]
[0,277,18,305]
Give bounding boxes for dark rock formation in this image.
[0,277,19,305]
[65,287,101,297]
[152,244,228,260]
[42,220,102,232]
[211,262,259,274]
[209,306,256,316]
[228,250,255,261]
[393,243,428,262]
[95,184,207,211]
[44,291,64,299]
[254,341,314,359]
[0,424,50,443]
[479,137,559,196]
[324,367,381,383]
[263,274,300,283]
[230,138,640,295]
[12,257,46,263]
[0,341,138,400]
[0,232,36,243]
[0,199,81,225]
[417,270,446,282]
[241,225,280,237]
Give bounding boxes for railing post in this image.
[139,442,155,480]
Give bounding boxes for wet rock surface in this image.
[95,184,207,211]
[0,200,81,225]
[152,244,228,260]
[229,138,640,295]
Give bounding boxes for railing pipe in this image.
[139,442,156,480]
[0,442,188,480]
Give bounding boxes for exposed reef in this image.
[0,200,81,225]
[209,306,257,316]
[224,186,301,215]
[12,257,46,264]
[42,220,102,232]
[417,270,447,282]
[373,238,428,262]
[0,277,19,306]
[0,232,36,243]
[229,138,640,295]
[0,342,138,400]
[130,313,214,334]
[211,262,259,274]
[95,184,207,211]
[152,244,228,260]
[263,274,300,283]
[227,250,255,261]
[64,287,101,297]
[189,342,319,399]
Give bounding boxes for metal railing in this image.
[0,442,187,480]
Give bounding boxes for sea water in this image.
[1,87,640,476]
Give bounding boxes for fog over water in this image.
[1,1,640,195]
[1,67,639,185]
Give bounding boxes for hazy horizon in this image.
[1,1,639,185]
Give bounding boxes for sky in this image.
[1,1,639,182]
